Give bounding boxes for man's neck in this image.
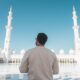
[37,44,44,47]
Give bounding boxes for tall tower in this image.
[3,7,13,61]
[72,6,80,54]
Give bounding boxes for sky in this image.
[0,0,80,53]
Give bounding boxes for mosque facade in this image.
[0,6,80,64]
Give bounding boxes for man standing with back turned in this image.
[19,33,59,80]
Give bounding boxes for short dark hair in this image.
[36,33,48,45]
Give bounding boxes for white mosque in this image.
[0,6,80,64]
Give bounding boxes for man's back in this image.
[20,47,59,80]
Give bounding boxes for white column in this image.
[72,6,80,54]
[3,7,13,61]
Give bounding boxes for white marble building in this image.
[0,6,80,65]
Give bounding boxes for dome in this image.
[12,51,16,54]
[51,49,55,53]
[69,49,74,54]
[20,49,25,55]
[59,49,64,54]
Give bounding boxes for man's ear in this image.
[36,40,40,46]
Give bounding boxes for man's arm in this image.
[19,52,29,73]
[52,55,59,74]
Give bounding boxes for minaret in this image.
[72,6,80,54]
[3,7,13,61]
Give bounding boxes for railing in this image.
[0,74,80,80]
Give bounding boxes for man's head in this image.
[36,33,48,46]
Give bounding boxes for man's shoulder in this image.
[25,47,36,54]
[45,48,57,58]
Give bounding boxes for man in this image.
[19,33,59,80]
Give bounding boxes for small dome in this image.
[12,51,16,54]
[69,49,74,54]
[20,49,25,55]
[51,49,55,53]
[59,49,64,54]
